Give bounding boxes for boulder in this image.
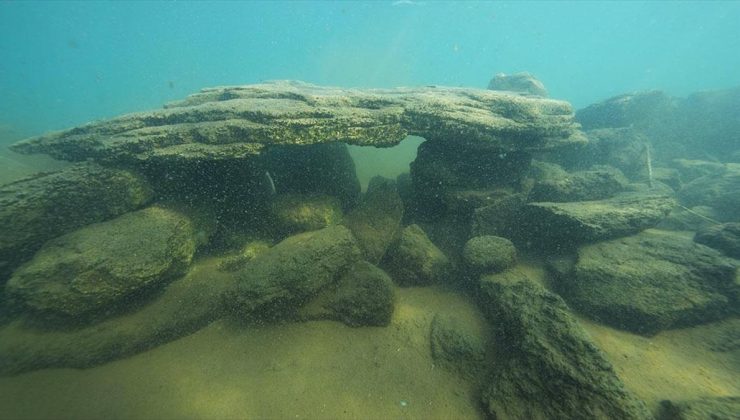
[557,230,738,335]
[12,81,582,164]
[0,258,237,376]
[670,158,726,183]
[469,191,526,239]
[229,225,361,316]
[517,191,675,250]
[479,269,651,420]
[657,205,720,232]
[382,224,451,286]
[342,176,404,264]
[462,235,517,274]
[262,142,361,211]
[487,72,548,97]
[429,312,488,380]
[528,165,628,202]
[576,90,676,132]
[678,164,740,222]
[657,397,740,420]
[270,193,343,234]
[5,206,196,321]
[301,261,395,327]
[0,163,153,281]
[694,222,740,259]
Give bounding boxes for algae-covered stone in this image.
[529,165,628,202]
[302,261,395,327]
[218,240,271,272]
[270,193,343,234]
[678,164,740,222]
[488,72,548,97]
[342,176,404,264]
[462,235,516,274]
[479,269,651,420]
[657,397,740,420]
[518,191,675,250]
[5,206,196,321]
[429,313,488,380]
[382,224,451,286]
[0,258,237,376]
[12,81,582,163]
[694,223,740,259]
[0,162,153,281]
[560,230,738,335]
[230,225,361,315]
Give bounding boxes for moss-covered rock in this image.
[558,230,738,335]
[0,162,153,281]
[301,261,395,327]
[217,240,271,272]
[694,222,740,259]
[429,312,488,380]
[657,397,740,420]
[342,176,404,264]
[479,269,651,420]
[679,163,740,222]
[382,224,451,286]
[462,235,517,274]
[229,225,362,316]
[517,191,675,250]
[270,193,343,234]
[529,165,628,202]
[5,206,196,322]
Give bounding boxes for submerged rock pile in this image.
[1,79,738,418]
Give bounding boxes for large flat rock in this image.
[11,81,583,163]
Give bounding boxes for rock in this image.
[517,191,675,250]
[0,163,153,281]
[694,223,740,259]
[538,128,652,181]
[342,176,404,264]
[679,164,740,222]
[217,240,271,272]
[429,313,488,380]
[576,90,676,131]
[652,167,682,191]
[12,81,582,163]
[410,139,534,219]
[479,269,651,420]
[270,193,343,234]
[469,191,526,239]
[487,72,548,97]
[558,230,738,335]
[382,224,451,286]
[462,235,517,274]
[657,397,740,420]
[0,258,237,376]
[5,206,197,321]
[529,165,628,202]
[670,158,726,183]
[657,205,720,232]
[301,261,395,327]
[229,225,361,315]
[263,142,361,211]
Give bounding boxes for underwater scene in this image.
[1,1,739,419]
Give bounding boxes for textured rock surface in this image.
[462,235,517,274]
[488,72,548,97]
[342,177,404,264]
[0,163,153,281]
[558,230,738,335]
[6,206,196,321]
[229,225,361,315]
[382,224,451,286]
[694,223,740,259]
[12,81,582,163]
[301,261,395,327]
[479,269,651,420]
[529,165,628,202]
[429,312,488,380]
[518,191,675,249]
[270,193,343,234]
[657,397,740,420]
[678,164,740,222]
[0,258,236,376]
